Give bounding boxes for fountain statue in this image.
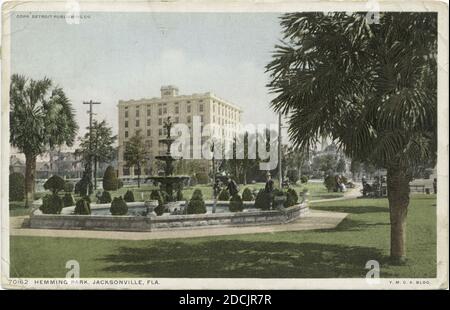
[147,117,189,202]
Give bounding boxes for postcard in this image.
[1,0,448,291]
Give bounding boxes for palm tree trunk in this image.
[386,165,410,263]
[24,153,37,207]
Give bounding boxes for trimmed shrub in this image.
[191,189,203,200]
[74,198,91,215]
[124,190,135,202]
[242,187,254,201]
[110,197,128,215]
[286,169,299,184]
[229,194,244,212]
[103,166,118,191]
[40,194,63,214]
[254,189,271,210]
[285,188,298,207]
[99,191,112,204]
[195,172,209,184]
[218,189,230,201]
[44,175,65,194]
[63,193,75,207]
[324,175,336,192]
[187,190,206,214]
[154,204,166,216]
[9,172,25,201]
[300,175,309,184]
[117,179,124,189]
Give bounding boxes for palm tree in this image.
[10,74,78,207]
[266,12,437,263]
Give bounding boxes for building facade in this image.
[117,86,242,177]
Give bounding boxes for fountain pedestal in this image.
[147,117,189,203]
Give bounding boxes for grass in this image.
[9,194,436,278]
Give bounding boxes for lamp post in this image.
[211,141,217,214]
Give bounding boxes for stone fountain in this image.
[147,116,189,202]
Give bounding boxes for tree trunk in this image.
[24,153,37,207]
[386,165,411,263]
[94,158,98,190]
[137,164,141,188]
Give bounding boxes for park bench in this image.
[409,184,426,193]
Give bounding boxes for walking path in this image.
[310,184,361,204]
[10,184,361,241]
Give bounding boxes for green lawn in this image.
[9,194,436,278]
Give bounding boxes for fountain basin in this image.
[28,202,308,232]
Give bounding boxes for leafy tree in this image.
[312,154,337,176]
[350,160,362,180]
[123,129,148,187]
[75,120,117,189]
[267,12,437,262]
[336,157,347,174]
[10,74,78,206]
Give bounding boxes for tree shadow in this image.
[313,205,388,214]
[99,240,389,278]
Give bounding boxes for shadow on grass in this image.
[313,205,388,214]
[312,194,344,200]
[99,240,386,278]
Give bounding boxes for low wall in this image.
[28,204,309,232]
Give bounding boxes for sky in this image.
[11,11,285,145]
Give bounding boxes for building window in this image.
[123,167,130,176]
[135,120,140,127]
[187,116,191,123]
[147,108,151,116]
[125,110,129,118]
[199,104,204,112]
[158,107,162,115]
[187,105,191,113]
[175,117,179,123]
[200,115,204,123]
[159,129,162,136]
[158,118,162,125]
[147,119,151,126]
[163,107,167,114]
[175,106,179,114]
[125,120,128,128]
[125,131,129,138]
[136,107,140,117]
[147,129,151,136]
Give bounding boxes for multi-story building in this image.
[117,85,242,177]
